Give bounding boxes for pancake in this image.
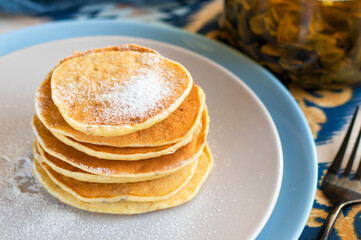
[34,142,172,183]
[32,145,213,214]
[35,75,204,147]
[51,50,193,136]
[50,128,194,160]
[34,151,198,202]
[34,113,197,161]
[33,108,209,178]
[57,44,159,65]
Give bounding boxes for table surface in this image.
[1,1,361,239]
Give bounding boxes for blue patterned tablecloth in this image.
[1,1,361,239]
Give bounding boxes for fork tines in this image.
[328,106,361,180]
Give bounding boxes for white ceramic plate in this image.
[0,36,282,240]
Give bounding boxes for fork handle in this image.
[317,202,346,240]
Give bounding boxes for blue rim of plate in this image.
[0,20,317,240]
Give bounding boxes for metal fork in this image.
[317,106,361,239]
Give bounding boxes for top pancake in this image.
[57,44,159,65]
[35,74,203,147]
[51,49,193,136]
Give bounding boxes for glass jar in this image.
[221,0,361,88]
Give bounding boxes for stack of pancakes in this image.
[31,44,213,214]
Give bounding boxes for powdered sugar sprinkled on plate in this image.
[0,155,220,240]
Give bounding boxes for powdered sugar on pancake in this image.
[99,55,173,123]
[51,51,190,126]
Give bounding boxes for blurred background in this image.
[2,0,361,89]
[0,0,222,35]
